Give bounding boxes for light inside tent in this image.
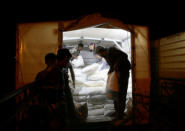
[63,27,132,122]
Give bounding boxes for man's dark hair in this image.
[95,46,106,54]
[45,53,57,65]
[57,48,72,60]
[78,43,84,48]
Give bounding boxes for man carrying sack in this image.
[95,46,131,120]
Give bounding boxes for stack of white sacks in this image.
[69,56,132,122]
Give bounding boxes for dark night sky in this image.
[1,1,185,93]
[12,2,185,40]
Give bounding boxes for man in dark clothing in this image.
[80,42,100,65]
[95,46,131,119]
[35,53,57,105]
[35,53,57,82]
[51,49,83,128]
[72,43,84,59]
[36,49,81,130]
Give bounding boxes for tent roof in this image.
[63,27,130,41]
[63,27,131,48]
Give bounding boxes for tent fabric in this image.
[16,13,151,125]
[133,26,151,124]
[16,22,58,88]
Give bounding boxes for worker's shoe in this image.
[111,114,127,126]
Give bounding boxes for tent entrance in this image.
[16,15,150,125]
[62,26,133,123]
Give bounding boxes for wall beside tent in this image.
[159,32,185,79]
[16,22,59,88]
[150,32,185,129]
[151,32,185,104]
[16,13,151,125]
[152,31,185,83]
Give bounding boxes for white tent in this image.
[16,13,150,125]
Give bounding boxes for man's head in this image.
[45,53,57,67]
[88,43,95,51]
[57,48,72,67]
[78,43,84,51]
[95,46,107,58]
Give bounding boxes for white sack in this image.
[104,109,115,116]
[81,63,100,75]
[88,100,105,105]
[88,95,106,102]
[86,115,112,122]
[104,104,114,110]
[73,95,88,102]
[126,93,132,98]
[75,76,87,85]
[87,69,109,81]
[88,105,104,110]
[83,80,105,87]
[73,87,83,95]
[86,115,105,119]
[87,103,93,107]
[74,68,86,77]
[78,86,106,96]
[71,55,84,68]
[75,83,86,87]
[69,84,75,94]
[87,74,105,81]
[104,99,114,104]
[88,108,105,116]
[127,87,132,94]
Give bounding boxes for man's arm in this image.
[68,63,75,88]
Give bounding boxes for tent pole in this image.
[131,27,137,129]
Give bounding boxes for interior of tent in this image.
[62,27,132,122]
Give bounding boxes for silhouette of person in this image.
[95,46,131,119]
